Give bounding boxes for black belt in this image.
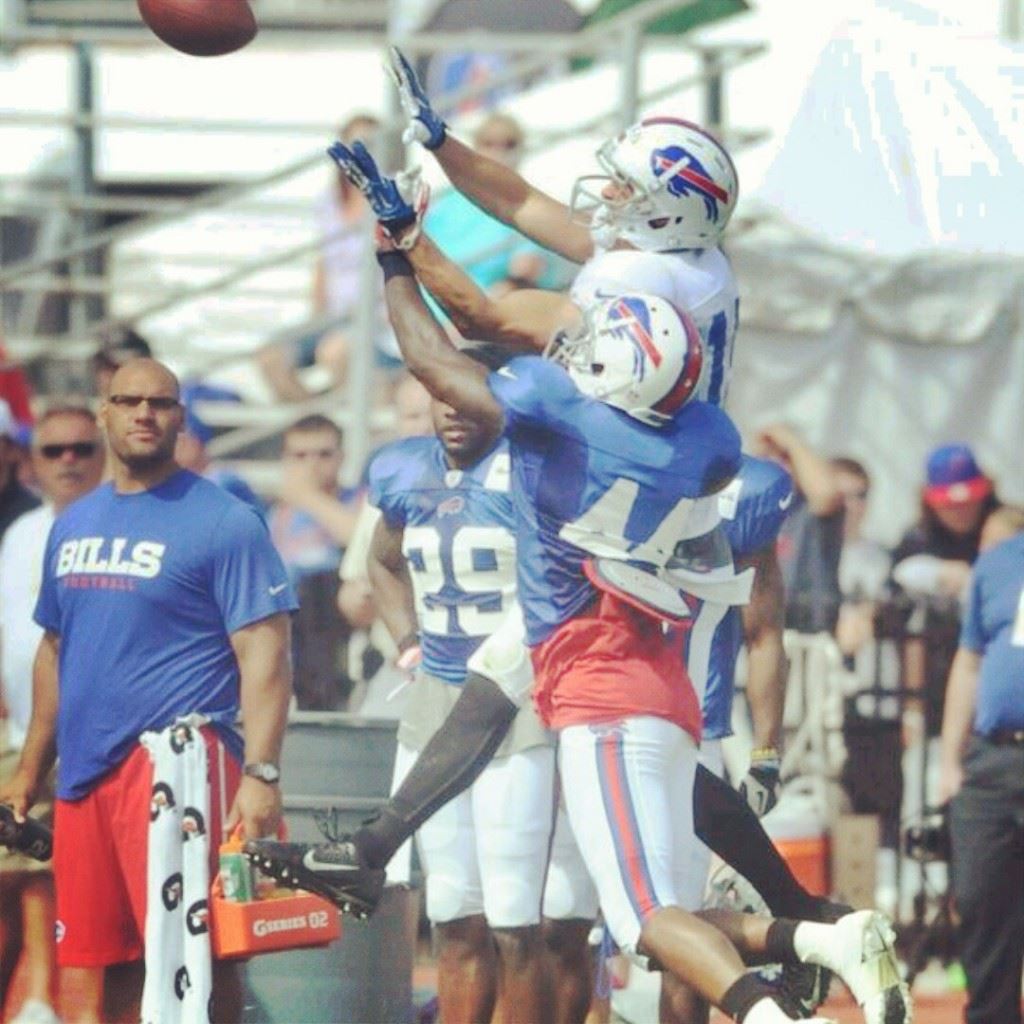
[980,729,1024,746]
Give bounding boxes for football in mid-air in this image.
[137,0,257,57]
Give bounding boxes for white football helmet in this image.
[546,293,703,427]
[571,117,738,251]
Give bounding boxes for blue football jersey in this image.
[488,356,741,646]
[368,436,517,685]
[688,455,794,738]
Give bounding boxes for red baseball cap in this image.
[923,444,992,508]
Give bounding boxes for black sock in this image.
[693,764,822,920]
[719,973,779,1022]
[353,671,518,868]
[763,919,800,963]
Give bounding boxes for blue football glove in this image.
[738,749,781,817]
[385,45,447,150]
[326,140,427,244]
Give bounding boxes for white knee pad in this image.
[465,602,534,707]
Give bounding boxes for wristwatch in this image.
[243,761,281,785]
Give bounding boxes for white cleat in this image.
[809,910,912,1024]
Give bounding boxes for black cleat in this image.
[776,897,855,1016]
[777,961,833,1019]
[243,839,385,920]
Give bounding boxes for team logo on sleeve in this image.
[650,145,730,223]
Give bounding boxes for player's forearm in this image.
[234,615,292,765]
[367,557,418,650]
[19,634,60,782]
[741,547,786,750]
[436,135,533,229]
[406,231,504,341]
[940,647,980,768]
[436,137,592,263]
[293,489,359,546]
[745,632,786,751]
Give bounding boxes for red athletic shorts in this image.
[53,729,239,967]
[531,591,702,742]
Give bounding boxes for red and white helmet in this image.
[547,293,704,427]
[571,117,738,251]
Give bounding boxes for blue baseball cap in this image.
[924,444,991,507]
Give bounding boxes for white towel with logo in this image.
[140,715,213,1024]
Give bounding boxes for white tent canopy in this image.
[724,0,1024,544]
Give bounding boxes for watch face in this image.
[246,763,279,783]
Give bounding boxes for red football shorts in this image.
[53,728,239,967]
[531,591,702,742]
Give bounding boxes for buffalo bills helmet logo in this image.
[650,145,729,224]
[606,297,661,381]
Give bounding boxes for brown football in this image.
[137,0,257,57]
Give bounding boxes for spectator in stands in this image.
[91,323,152,398]
[0,399,40,542]
[890,444,999,602]
[754,423,844,633]
[258,114,405,402]
[831,457,901,862]
[174,384,264,514]
[425,112,561,298]
[939,516,1024,1024]
[0,405,105,1024]
[270,415,360,709]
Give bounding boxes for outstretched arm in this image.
[382,251,505,433]
[386,46,594,264]
[401,229,579,351]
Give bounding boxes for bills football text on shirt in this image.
[55,537,166,590]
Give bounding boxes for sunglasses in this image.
[39,442,99,460]
[477,137,521,151]
[108,394,181,411]
[284,448,338,460]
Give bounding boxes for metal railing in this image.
[1,0,766,475]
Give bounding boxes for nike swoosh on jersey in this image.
[268,583,288,595]
[496,366,518,379]
[778,492,794,511]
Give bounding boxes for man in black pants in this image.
[939,521,1024,1024]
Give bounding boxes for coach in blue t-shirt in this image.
[939,527,1024,1024]
[0,358,298,1023]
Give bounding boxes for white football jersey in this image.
[570,247,739,408]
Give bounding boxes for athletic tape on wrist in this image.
[376,250,413,281]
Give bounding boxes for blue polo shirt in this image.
[960,533,1024,735]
